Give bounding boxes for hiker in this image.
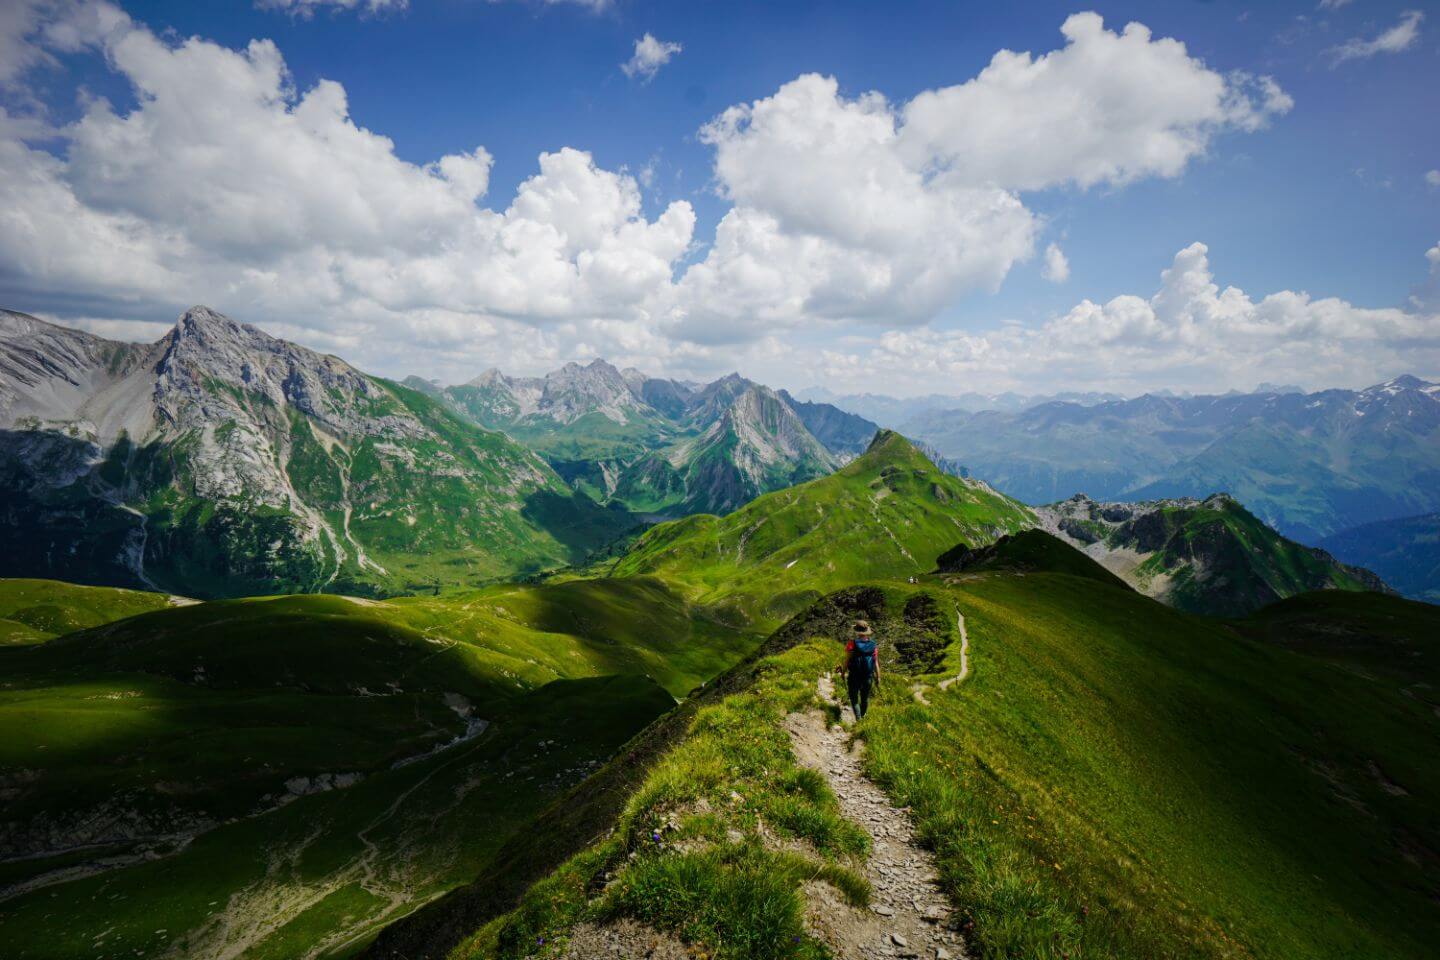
[839,619,880,720]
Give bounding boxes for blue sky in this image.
[2,0,1437,394]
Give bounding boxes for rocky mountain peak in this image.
[468,368,509,388]
[538,357,648,424]
[167,305,257,347]
[1367,374,1433,394]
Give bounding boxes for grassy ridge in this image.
[0,579,171,645]
[427,566,1439,960]
[861,573,1439,960]
[1137,500,1381,615]
[611,431,1034,626]
[444,628,871,960]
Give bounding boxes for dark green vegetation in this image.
[611,431,1035,626]
[0,578,757,959]
[1320,512,1440,603]
[0,578,171,644]
[1043,493,1386,616]
[936,528,1131,591]
[907,376,1440,542]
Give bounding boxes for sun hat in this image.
[852,620,872,635]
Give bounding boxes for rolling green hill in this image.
[410,544,1439,960]
[609,430,1035,625]
[0,579,173,645]
[0,577,759,960]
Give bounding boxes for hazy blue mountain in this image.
[1319,513,1440,604]
[794,386,1125,427]
[907,376,1440,542]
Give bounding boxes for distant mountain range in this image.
[1319,513,1440,604]
[793,385,1126,424]
[0,307,630,597]
[404,362,880,516]
[901,376,1440,543]
[4,306,1429,605]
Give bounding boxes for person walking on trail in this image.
[839,620,881,720]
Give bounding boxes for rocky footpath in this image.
[784,676,969,960]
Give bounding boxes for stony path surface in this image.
[784,675,968,960]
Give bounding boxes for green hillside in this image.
[0,579,172,645]
[416,553,1439,960]
[610,431,1034,625]
[0,577,758,959]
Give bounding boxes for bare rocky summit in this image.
[0,306,619,597]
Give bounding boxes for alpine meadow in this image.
[1,3,1437,960]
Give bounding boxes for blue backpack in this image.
[849,637,877,682]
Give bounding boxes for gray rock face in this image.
[422,362,863,517]
[0,310,147,426]
[1036,492,1390,615]
[0,306,591,597]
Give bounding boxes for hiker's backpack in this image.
[849,637,878,682]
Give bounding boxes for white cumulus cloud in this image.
[622,32,682,81]
[0,5,1299,385]
[666,14,1287,343]
[818,243,1440,394]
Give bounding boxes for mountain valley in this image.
[0,309,1434,960]
[407,363,870,517]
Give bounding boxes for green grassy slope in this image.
[858,574,1438,960]
[610,431,1034,626]
[0,576,760,959]
[425,553,1438,960]
[1138,499,1383,614]
[936,528,1132,590]
[0,579,172,645]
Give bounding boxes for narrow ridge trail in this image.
[912,610,969,703]
[784,674,968,960]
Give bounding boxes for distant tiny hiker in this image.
[839,619,881,720]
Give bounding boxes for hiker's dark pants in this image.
[847,672,873,719]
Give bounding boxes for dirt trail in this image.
[784,675,968,960]
[912,610,970,703]
[937,611,970,691]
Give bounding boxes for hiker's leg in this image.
[857,679,871,718]
[846,674,862,718]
